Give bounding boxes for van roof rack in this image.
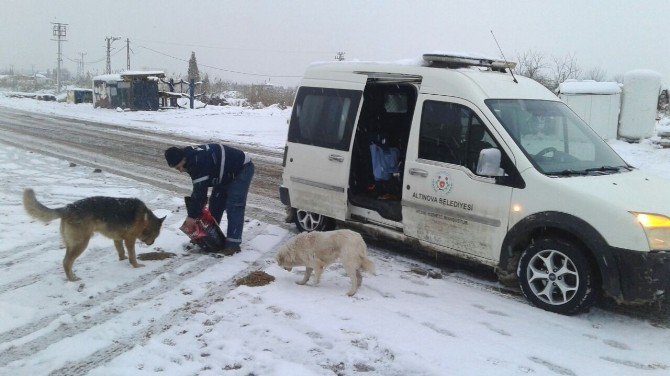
[423,53,517,71]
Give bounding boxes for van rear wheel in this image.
[294,209,335,232]
[518,237,595,315]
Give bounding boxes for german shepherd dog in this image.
[22,189,165,281]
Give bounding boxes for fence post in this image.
[189,79,195,109]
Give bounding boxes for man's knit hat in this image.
[164,146,185,167]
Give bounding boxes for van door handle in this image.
[328,154,344,163]
[409,168,428,177]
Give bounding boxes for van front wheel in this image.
[518,238,595,315]
[294,209,335,232]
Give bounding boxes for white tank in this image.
[618,70,662,140]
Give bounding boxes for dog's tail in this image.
[23,188,63,223]
[361,256,376,275]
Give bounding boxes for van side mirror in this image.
[476,148,505,177]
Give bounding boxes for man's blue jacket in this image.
[183,143,247,218]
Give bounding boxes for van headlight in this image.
[633,212,670,251]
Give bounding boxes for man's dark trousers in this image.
[208,161,255,248]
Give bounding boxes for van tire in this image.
[517,237,595,315]
[293,209,335,232]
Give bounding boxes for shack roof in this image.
[120,70,165,79]
[557,80,622,95]
[93,70,165,83]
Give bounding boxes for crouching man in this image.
[165,143,254,255]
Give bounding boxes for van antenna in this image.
[490,30,518,83]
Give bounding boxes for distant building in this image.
[92,71,165,110]
[66,88,93,104]
[557,80,622,140]
[34,73,51,85]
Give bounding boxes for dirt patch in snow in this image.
[236,271,275,287]
[137,251,177,261]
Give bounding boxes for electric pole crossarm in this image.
[51,22,68,93]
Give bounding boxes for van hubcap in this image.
[296,210,322,231]
[526,249,579,305]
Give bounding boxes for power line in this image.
[111,47,125,57]
[67,52,109,65]
[133,38,331,55]
[137,45,302,78]
[84,55,107,65]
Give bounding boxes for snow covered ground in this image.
[1,95,670,375]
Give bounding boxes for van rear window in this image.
[288,87,362,151]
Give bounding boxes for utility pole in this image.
[51,22,67,93]
[335,51,345,61]
[77,52,86,78]
[105,36,120,74]
[126,38,131,70]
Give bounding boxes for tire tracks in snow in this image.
[0,235,62,262]
[0,244,116,295]
[46,227,291,376]
[0,222,284,370]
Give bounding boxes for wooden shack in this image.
[66,88,93,104]
[92,71,165,110]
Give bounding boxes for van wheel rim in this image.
[296,210,322,231]
[526,249,579,305]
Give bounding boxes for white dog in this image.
[275,229,375,296]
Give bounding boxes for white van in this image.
[278,53,670,315]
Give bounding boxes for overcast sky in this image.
[1,0,668,86]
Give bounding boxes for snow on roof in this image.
[93,71,165,83]
[93,74,123,82]
[624,69,662,81]
[120,70,165,78]
[558,80,622,95]
[424,50,502,61]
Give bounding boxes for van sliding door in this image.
[283,74,367,220]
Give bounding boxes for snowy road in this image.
[0,106,287,225]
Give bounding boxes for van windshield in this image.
[485,99,629,176]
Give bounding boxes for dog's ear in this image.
[159,216,166,224]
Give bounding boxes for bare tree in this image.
[514,49,552,89]
[611,73,624,84]
[583,66,608,81]
[549,53,582,90]
[515,50,547,79]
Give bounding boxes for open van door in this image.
[283,73,367,225]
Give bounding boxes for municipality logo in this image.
[432,171,453,194]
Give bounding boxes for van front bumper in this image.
[608,248,670,304]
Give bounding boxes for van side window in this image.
[419,101,497,173]
[288,87,362,151]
